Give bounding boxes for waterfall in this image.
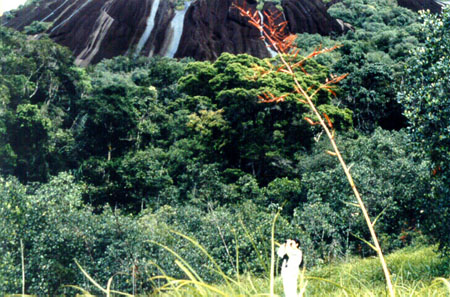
[258,11,277,57]
[164,1,192,58]
[135,0,161,56]
[75,1,115,66]
[436,0,450,6]
[50,0,93,33]
[40,0,70,22]
[46,0,79,28]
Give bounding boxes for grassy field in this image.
[151,246,450,297]
[50,245,449,296]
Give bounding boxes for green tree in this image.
[179,53,352,183]
[301,0,421,131]
[398,7,450,253]
[76,83,139,159]
[77,56,190,207]
[264,177,304,216]
[9,104,51,182]
[0,26,83,181]
[117,148,176,209]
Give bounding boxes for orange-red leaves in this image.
[432,166,442,176]
[304,117,320,126]
[233,2,296,55]
[278,34,297,53]
[276,64,288,73]
[323,113,333,129]
[329,73,349,84]
[258,92,290,103]
[320,73,349,97]
[306,44,342,59]
[322,85,337,96]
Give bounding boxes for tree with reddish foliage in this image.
[233,2,395,296]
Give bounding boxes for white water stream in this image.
[40,0,70,22]
[436,0,450,6]
[75,0,115,66]
[164,1,191,58]
[258,11,277,57]
[135,0,161,56]
[50,0,93,33]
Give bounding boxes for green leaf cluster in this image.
[297,0,421,131]
[399,7,450,253]
[23,21,52,35]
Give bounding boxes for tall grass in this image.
[66,226,449,297]
[151,245,449,297]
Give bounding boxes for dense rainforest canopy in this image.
[0,0,449,294]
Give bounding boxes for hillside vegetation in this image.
[0,0,449,295]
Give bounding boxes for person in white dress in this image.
[277,239,303,297]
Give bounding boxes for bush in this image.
[293,129,430,259]
[0,173,307,294]
[0,174,154,295]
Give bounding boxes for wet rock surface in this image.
[3,0,432,65]
[282,0,345,35]
[397,0,442,13]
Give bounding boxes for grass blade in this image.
[74,259,107,294]
[270,210,281,297]
[350,233,378,252]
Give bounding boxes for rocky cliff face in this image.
[397,0,442,13]
[2,0,348,65]
[177,0,348,60]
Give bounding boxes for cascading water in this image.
[436,0,450,7]
[258,11,277,57]
[281,10,287,21]
[50,0,93,33]
[75,0,115,66]
[45,0,79,28]
[135,0,161,56]
[164,1,192,58]
[40,0,71,22]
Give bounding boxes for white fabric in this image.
[277,241,302,297]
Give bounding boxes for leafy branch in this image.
[233,2,395,296]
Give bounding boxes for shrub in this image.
[398,7,450,253]
[294,129,430,258]
[23,21,52,35]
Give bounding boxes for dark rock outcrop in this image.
[176,0,270,60]
[397,0,442,13]
[325,0,343,9]
[281,0,344,35]
[1,0,349,65]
